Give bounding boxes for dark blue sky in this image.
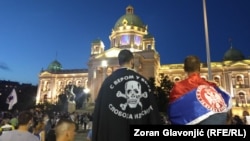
[0,0,250,85]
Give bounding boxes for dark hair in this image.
[18,111,33,125]
[184,55,201,73]
[118,49,134,66]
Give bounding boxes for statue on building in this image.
[65,84,76,113]
[66,85,76,103]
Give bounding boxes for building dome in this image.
[47,60,62,72]
[114,5,146,29]
[223,47,245,61]
[92,38,102,44]
[144,33,154,39]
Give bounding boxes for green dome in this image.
[144,33,154,39]
[92,38,102,43]
[47,60,62,71]
[114,5,145,29]
[223,47,245,61]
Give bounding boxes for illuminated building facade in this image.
[36,5,250,115]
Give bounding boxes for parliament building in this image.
[36,5,250,115]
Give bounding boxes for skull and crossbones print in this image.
[116,80,148,110]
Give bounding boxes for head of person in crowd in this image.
[243,110,249,117]
[242,110,250,124]
[232,115,244,125]
[55,118,76,141]
[42,113,50,124]
[9,113,19,129]
[118,49,134,69]
[0,118,15,134]
[184,55,201,74]
[18,111,34,130]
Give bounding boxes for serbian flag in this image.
[6,88,18,110]
[168,85,232,125]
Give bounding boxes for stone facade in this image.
[36,5,250,115]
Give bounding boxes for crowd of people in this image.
[0,49,249,141]
[0,109,93,141]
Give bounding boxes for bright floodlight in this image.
[84,88,90,93]
[101,60,108,67]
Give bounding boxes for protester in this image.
[33,119,46,141]
[168,55,232,125]
[0,118,15,135]
[9,113,18,129]
[54,118,76,141]
[242,110,250,125]
[43,113,52,141]
[0,111,39,141]
[231,115,244,125]
[45,124,56,141]
[92,49,161,141]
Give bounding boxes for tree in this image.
[148,75,174,113]
[159,75,174,102]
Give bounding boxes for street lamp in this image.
[83,88,90,109]
[203,0,212,80]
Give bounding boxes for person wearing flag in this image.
[168,55,232,125]
[6,88,18,110]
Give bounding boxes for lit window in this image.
[120,35,130,45]
[134,35,141,46]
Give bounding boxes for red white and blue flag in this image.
[6,88,18,110]
[168,85,232,125]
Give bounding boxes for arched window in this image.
[134,35,141,46]
[213,76,221,86]
[201,76,207,80]
[236,75,244,85]
[44,94,48,102]
[174,77,180,82]
[120,35,130,45]
[236,92,247,107]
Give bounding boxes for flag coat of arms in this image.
[6,88,18,110]
[168,73,232,125]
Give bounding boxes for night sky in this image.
[0,0,249,85]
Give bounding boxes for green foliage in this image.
[149,75,174,113]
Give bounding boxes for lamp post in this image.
[203,0,212,80]
[101,60,108,81]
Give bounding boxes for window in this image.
[236,75,244,85]
[147,44,152,50]
[201,76,207,80]
[236,92,247,107]
[120,35,130,45]
[213,76,220,86]
[174,77,180,82]
[134,35,141,46]
[235,75,245,88]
